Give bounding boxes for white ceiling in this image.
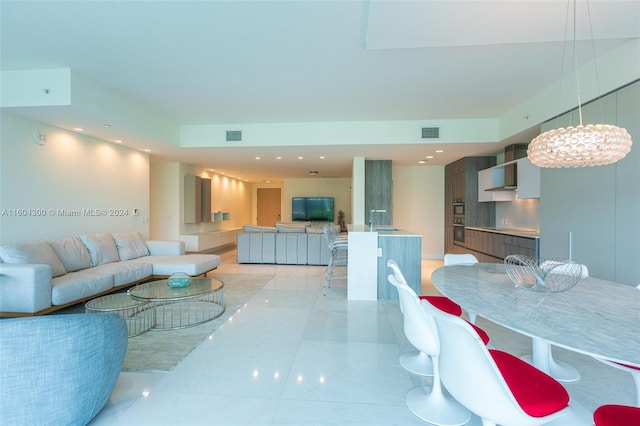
[2,1,639,182]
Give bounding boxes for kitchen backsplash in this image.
[495,198,540,231]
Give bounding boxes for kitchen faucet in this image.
[369,209,387,231]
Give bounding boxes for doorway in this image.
[257,188,281,226]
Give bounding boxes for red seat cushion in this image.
[419,295,490,344]
[594,404,640,426]
[467,320,490,345]
[419,295,463,316]
[489,349,569,418]
[615,361,640,371]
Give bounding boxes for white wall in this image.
[393,165,445,259]
[149,162,181,240]
[0,112,150,244]
[149,161,252,239]
[281,178,352,224]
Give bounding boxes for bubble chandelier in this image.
[527,0,633,168]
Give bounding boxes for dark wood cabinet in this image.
[503,143,528,186]
[465,228,538,261]
[444,157,496,254]
[365,160,392,226]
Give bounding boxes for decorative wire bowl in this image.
[504,255,583,292]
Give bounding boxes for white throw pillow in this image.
[275,223,307,233]
[48,237,92,272]
[0,241,67,278]
[242,225,277,233]
[111,232,150,261]
[78,233,120,266]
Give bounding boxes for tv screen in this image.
[292,197,334,221]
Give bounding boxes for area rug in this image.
[121,272,274,372]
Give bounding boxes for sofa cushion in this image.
[275,223,306,233]
[131,254,221,276]
[0,241,66,278]
[243,225,277,233]
[48,237,92,272]
[305,226,324,234]
[78,233,120,266]
[51,270,113,306]
[91,261,153,286]
[111,232,150,261]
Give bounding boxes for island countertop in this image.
[465,226,539,239]
[347,224,420,236]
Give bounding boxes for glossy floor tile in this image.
[90,252,635,426]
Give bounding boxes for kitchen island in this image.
[346,224,422,300]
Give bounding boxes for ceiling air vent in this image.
[226,130,242,142]
[421,127,440,139]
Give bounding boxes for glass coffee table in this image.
[85,293,155,337]
[128,277,225,330]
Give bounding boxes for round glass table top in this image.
[129,277,223,302]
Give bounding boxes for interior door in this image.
[257,188,281,226]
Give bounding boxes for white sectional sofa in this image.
[0,232,221,316]
[237,223,331,265]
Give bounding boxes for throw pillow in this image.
[242,225,277,233]
[111,232,150,261]
[0,241,67,278]
[48,237,92,272]
[78,233,120,266]
[275,223,306,233]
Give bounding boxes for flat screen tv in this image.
[292,197,334,222]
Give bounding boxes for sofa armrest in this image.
[146,240,185,256]
[0,264,52,313]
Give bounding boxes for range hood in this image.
[485,185,517,192]
[484,144,528,191]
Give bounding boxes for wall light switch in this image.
[377,248,383,257]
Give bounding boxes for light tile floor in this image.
[90,252,635,425]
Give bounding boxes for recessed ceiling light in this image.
[114,139,122,143]
[435,150,444,153]
[418,160,426,164]
[298,156,303,160]
[255,157,261,160]
[319,156,325,159]
[309,171,318,175]
[74,127,84,132]
[103,124,111,128]
[144,149,151,152]
[276,156,282,160]
[426,155,434,159]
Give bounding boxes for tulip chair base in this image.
[405,386,471,426]
[400,350,434,377]
[522,338,580,383]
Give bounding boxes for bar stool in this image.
[322,224,347,293]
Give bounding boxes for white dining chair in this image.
[430,302,574,426]
[593,404,640,425]
[387,259,462,377]
[388,274,471,426]
[443,253,479,267]
[443,253,479,323]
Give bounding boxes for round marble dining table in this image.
[431,263,640,377]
